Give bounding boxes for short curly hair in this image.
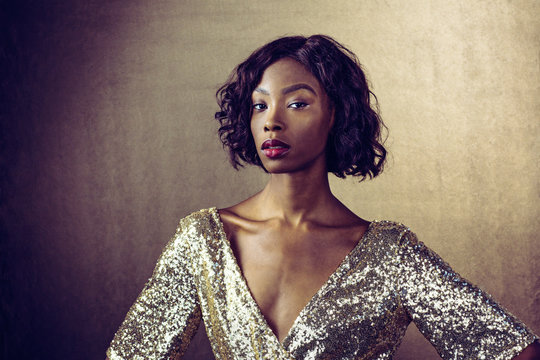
[215,34,387,180]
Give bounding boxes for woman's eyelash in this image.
[253,103,267,110]
[252,102,307,110]
[289,102,307,109]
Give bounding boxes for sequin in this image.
[107,208,537,359]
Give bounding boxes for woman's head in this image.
[215,34,387,180]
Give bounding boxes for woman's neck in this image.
[254,168,340,227]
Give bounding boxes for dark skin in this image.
[107,58,539,359]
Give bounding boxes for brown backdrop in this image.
[2,1,539,359]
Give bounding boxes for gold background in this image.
[3,1,538,359]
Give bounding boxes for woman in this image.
[107,35,539,359]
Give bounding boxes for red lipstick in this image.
[261,139,290,159]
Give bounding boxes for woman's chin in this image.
[261,161,296,174]
[262,162,316,176]
[264,165,293,174]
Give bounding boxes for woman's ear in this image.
[328,104,336,131]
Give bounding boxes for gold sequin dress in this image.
[107,208,537,359]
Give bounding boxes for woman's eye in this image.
[288,102,308,109]
[253,103,267,111]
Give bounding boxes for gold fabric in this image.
[107,208,537,359]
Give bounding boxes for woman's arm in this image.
[106,220,202,359]
[513,340,540,359]
[396,229,538,359]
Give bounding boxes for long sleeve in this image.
[396,229,537,360]
[107,222,202,360]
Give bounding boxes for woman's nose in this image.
[264,122,282,132]
[264,110,284,132]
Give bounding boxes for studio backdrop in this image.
[2,1,539,359]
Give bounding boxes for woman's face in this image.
[250,58,334,174]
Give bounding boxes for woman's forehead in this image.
[255,58,323,95]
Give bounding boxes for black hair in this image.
[215,34,386,180]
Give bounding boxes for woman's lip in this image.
[261,139,290,150]
[263,147,290,159]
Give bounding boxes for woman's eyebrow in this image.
[254,87,270,95]
[253,83,317,96]
[282,83,316,95]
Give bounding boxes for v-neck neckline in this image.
[209,207,374,349]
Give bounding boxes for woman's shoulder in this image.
[174,207,222,236]
[164,207,228,255]
[366,220,420,249]
[178,207,218,221]
[368,220,415,237]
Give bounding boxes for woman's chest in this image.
[226,226,367,341]
[193,227,409,356]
